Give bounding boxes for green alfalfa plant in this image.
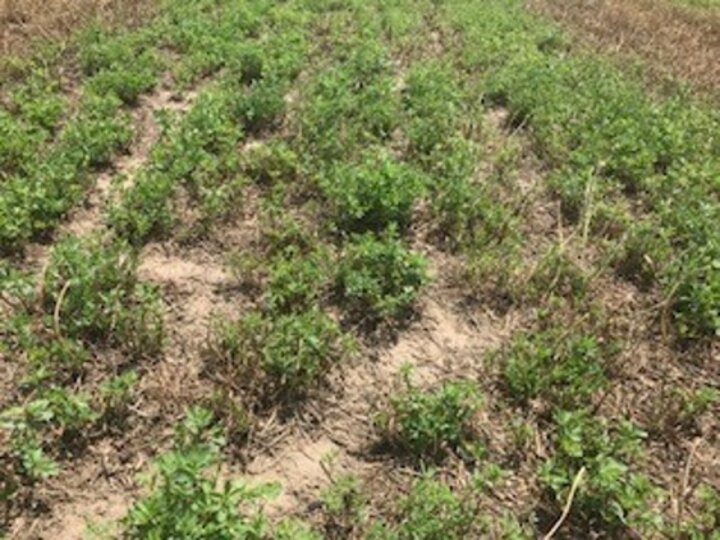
[0,389,97,482]
[42,236,163,356]
[320,150,427,234]
[539,410,662,534]
[376,368,483,462]
[207,308,350,401]
[372,472,479,539]
[122,408,279,539]
[336,228,428,323]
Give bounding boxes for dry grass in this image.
[527,0,720,98]
[0,0,156,57]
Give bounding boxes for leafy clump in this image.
[539,410,661,533]
[668,243,720,341]
[501,330,610,409]
[370,474,477,540]
[43,237,163,356]
[122,408,278,539]
[209,309,349,399]
[337,230,427,322]
[1,389,97,482]
[377,373,482,461]
[321,151,426,233]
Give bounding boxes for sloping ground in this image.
[527,0,720,97]
[0,0,718,539]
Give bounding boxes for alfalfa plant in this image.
[539,410,662,534]
[321,150,426,234]
[208,309,350,401]
[376,370,482,462]
[336,228,427,323]
[42,236,163,356]
[122,408,279,539]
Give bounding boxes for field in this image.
[0,0,718,538]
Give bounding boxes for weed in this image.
[110,87,242,244]
[300,44,399,161]
[78,25,153,77]
[242,141,301,186]
[652,386,719,433]
[232,45,265,86]
[681,485,720,539]
[203,391,252,446]
[337,229,427,322]
[0,91,132,252]
[275,520,322,540]
[108,170,176,245]
[613,220,671,290]
[434,177,515,252]
[0,110,44,178]
[9,73,66,133]
[59,93,133,169]
[26,338,90,382]
[523,246,588,303]
[377,473,477,539]
[266,247,332,314]
[173,406,226,453]
[100,371,140,423]
[403,61,465,157]
[86,59,158,105]
[321,474,368,536]
[464,240,522,304]
[232,77,287,135]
